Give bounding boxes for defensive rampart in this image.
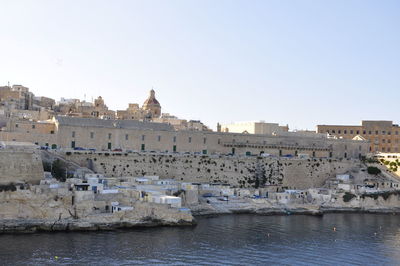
[67,152,360,189]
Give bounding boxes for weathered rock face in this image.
[67,152,357,189]
[328,191,400,211]
[0,150,43,185]
[0,187,72,220]
[0,187,193,232]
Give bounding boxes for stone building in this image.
[152,114,211,131]
[0,116,368,159]
[0,85,34,110]
[317,120,400,153]
[221,121,289,135]
[54,96,115,119]
[117,89,161,121]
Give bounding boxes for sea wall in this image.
[67,152,360,189]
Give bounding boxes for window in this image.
[188,137,192,143]
[90,132,94,139]
[218,139,221,145]
[158,135,161,142]
[72,131,75,138]
[382,139,386,143]
[388,131,392,135]
[344,130,347,134]
[50,130,54,134]
[203,138,207,144]
[125,134,128,141]
[142,135,145,141]
[350,130,353,134]
[108,133,112,140]
[332,130,336,133]
[173,136,176,143]
[363,130,366,134]
[396,131,399,135]
[233,139,236,143]
[108,142,112,150]
[382,131,386,135]
[338,130,341,134]
[71,141,75,148]
[382,147,386,152]
[369,131,372,135]
[388,147,391,152]
[32,125,35,129]
[15,124,18,128]
[356,130,359,134]
[375,131,379,135]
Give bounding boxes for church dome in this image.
[142,89,161,118]
[143,89,160,107]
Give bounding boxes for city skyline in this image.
[1,0,400,130]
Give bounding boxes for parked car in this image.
[74,147,85,151]
[217,196,229,201]
[112,148,123,152]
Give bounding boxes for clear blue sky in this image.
[1,0,399,130]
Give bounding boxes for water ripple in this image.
[1,214,400,265]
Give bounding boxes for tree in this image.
[52,159,67,182]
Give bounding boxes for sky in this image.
[0,0,399,130]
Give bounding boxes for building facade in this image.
[317,120,400,153]
[221,121,289,135]
[1,116,368,159]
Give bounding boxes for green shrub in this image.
[361,191,400,201]
[343,192,356,202]
[367,166,381,175]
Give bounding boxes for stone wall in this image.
[67,152,358,189]
[0,150,44,185]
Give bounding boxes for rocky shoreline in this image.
[0,217,195,233]
[3,205,400,233]
[190,203,400,217]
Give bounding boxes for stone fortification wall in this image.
[67,152,358,189]
[0,150,44,185]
